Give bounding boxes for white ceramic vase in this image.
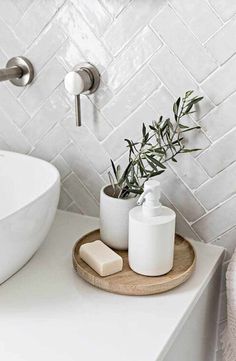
[100,185,137,250]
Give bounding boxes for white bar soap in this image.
[79,240,123,277]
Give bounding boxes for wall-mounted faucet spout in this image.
[0,56,34,87]
[0,66,22,82]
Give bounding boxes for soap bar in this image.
[79,240,123,277]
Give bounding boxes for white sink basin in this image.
[0,150,60,284]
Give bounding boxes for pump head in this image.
[137,180,161,217]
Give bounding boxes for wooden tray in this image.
[72,230,196,296]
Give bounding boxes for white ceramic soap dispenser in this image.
[128,180,176,276]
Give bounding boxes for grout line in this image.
[59,137,106,185]
[62,170,100,206]
[150,5,220,83]
[196,125,236,163]
[211,224,236,245]
[191,193,236,228]
[194,159,236,193]
[161,190,204,242]
[205,0,225,24]
[169,0,223,44]
[70,2,113,58]
[102,1,166,58]
[101,32,163,99]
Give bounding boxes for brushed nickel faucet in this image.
[0,56,34,86]
[0,58,100,128]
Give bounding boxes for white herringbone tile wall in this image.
[0,0,234,356]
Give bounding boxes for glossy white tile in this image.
[102,67,161,126]
[103,0,165,55]
[72,0,112,37]
[104,26,162,93]
[20,58,66,115]
[62,173,99,216]
[22,85,69,145]
[30,124,70,161]
[170,0,222,43]
[62,142,105,200]
[151,5,217,82]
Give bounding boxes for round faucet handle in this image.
[64,63,100,127]
[64,71,86,95]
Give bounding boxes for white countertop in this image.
[0,210,224,361]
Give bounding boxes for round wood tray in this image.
[72,230,196,296]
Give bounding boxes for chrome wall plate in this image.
[73,62,100,94]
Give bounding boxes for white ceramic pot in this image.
[100,185,137,250]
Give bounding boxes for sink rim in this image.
[0,150,60,222]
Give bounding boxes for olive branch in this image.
[108,90,203,199]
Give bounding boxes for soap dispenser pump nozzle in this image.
[137,189,151,206]
[137,180,161,217]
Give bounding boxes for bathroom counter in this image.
[0,210,224,361]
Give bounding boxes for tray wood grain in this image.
[72,230,196,296]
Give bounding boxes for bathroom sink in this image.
[0,150,60,284]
